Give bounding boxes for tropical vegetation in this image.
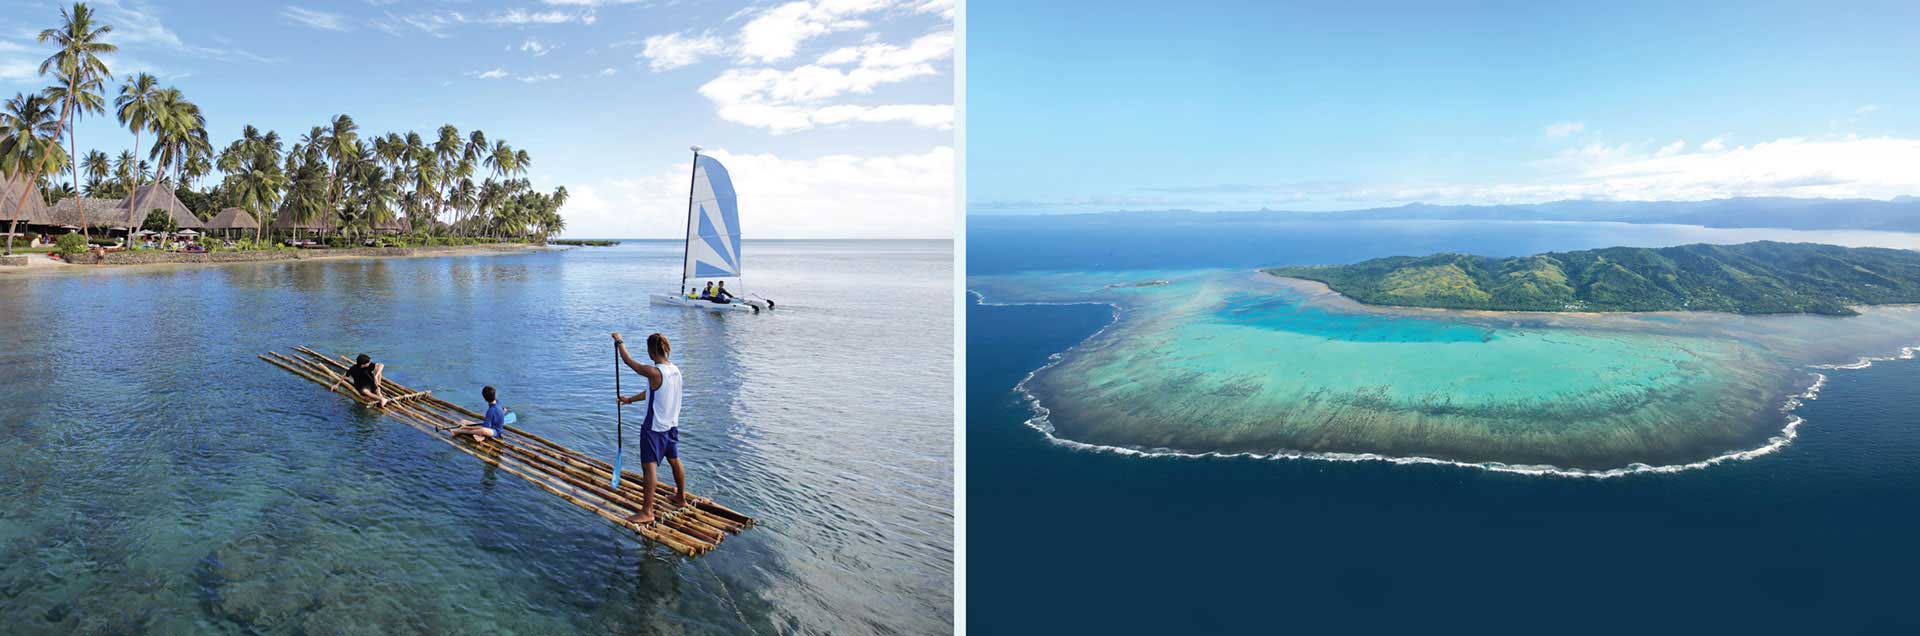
[1,2,567,257]
[1266,241,1920,316]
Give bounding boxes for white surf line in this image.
[971,284,1920,480]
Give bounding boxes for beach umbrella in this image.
[59,224,78,231]
[176,229,198,236]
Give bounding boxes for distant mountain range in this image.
[1018,197,1920,233]
[1267,241,1920,316]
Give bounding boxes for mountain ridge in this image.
[1265,241,1920,316]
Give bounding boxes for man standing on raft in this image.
[612,332,689,524]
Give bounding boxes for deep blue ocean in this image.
[967,216,1920,634]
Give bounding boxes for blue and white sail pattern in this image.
[684,155,743,282]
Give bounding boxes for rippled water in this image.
[0,240,953,635]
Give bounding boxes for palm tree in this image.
[81,148,108,183]
[1,93,69,256]
[321,114,358,221]
[143,87,207,227]
[217,126,285,244]
[115,72,159,227]
[39,2,114,237]
[42,68,105,212]
[282,154,329,240]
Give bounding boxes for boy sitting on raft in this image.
[448,385,507,443]
[331,353,389,407]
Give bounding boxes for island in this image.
[1265,241,1920,316]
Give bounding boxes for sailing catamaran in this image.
[650,147,774,313]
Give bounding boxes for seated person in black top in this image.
[332,353,390,407]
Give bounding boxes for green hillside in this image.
[1264,241,1920,316]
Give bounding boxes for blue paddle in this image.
[612,343,624,489]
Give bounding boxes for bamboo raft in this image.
[258,346,754,556]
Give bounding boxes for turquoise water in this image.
[0,241,953,635]
[971,257,1920,472]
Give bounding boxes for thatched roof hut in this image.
[128,185,203,229]
[48,197,133,228]
[206,207,259,232]
[373,215,413,234]
[271,204,335,232]
[0,174,49,224]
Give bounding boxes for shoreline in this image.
[0,243,555,278]
[969,278,1919,479]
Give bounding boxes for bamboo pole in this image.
[291,348,753,527]
[366,392,732,543]
[262,349,746,554]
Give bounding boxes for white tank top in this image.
[649,361,682,432]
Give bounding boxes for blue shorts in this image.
[640,427,678,464]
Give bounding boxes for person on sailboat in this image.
[612,331,690,524]
[700,281,717,299]
[711,281,737,304]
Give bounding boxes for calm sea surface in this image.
[0,240,953,635]
[968,217,1920,634]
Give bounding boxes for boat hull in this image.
[650,293,769,313]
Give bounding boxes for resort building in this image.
[205,208,261,238]
[35,185,204,236]
[0,175,50,237]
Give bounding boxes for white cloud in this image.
[642,32,727,71]
[86,0,275,64]
[519,38,554,56]
[601,67,618,76]
[910,0,956,19]
[281,6,351,31]
[1655,139,1686,157]
[1365,135,1920,205]
[1857,104,1879,114]
[385,7,593,35]
[466,67,564,83]
[1544,121,1585,139]
[0,59,36,81]
[561,146,954,239]
[1701,136,1727,152]
[736,0,892,63]
[699,31,954,133]
[488,8,587,24]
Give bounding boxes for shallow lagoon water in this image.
[0,240,952,635]
[968,219,1920,474]
[971,268,1920,472]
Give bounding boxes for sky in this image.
[968,0,1920,214]
[0,0,955,238]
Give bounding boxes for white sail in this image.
[683,154,742,290]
